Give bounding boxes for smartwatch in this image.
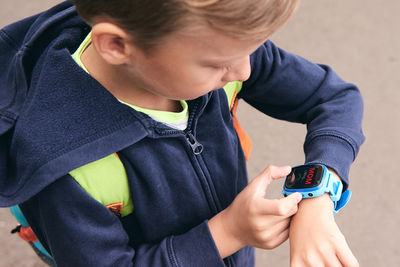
[282,164,351,214]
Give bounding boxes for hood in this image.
[0,1,148,206]
[1,1,73,135]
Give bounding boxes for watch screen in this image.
[285,165,324,189]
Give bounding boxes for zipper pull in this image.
[186,131,203,155]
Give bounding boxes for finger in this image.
[258,215,291,234]
[269,217,291,235]
[253,165,292,197]
[273,192,303,216]
[256,192,301,217]
[280,192,303,215]
[313,244,343,267]
[325,255,343,267]
[264,227,290,249]
[253,218,291,249]
[265,165,292,180]
[291,254,324,267]
[336,239,359,267]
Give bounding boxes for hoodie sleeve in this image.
[20,175,225,267]
[240,40,365,188]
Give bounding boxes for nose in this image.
[221,56,251,83]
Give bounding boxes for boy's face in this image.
[125,27,265,101]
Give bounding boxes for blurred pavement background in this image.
[1,1,399,266]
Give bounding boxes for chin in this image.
[175,87,221,101]
[216,84,228,90]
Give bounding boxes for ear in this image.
[91,22,135,65]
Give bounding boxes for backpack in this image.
[10,152,132,266]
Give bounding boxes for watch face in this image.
[285,165,325,189]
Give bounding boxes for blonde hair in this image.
[182,0,299,39]
[73,0,300,49]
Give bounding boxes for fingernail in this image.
[295,193,303,202]
[283,166,292,173]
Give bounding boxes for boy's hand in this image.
[289,171,359,267]
[208,165,302,259]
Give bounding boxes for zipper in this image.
[157,100,204,155]
[158,129,204,155]
[154,97,234,265]
[155,99,220,213]
[185,130,203,155]
[155,95,236,265]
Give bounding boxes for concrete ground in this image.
[0,0,399,266]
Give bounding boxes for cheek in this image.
[142,61,225,99]
[171,67,222,89]
[189,67,225,85]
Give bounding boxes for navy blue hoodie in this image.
[0,1,364,266]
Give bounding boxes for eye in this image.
[201,61,230,71]
[209,64,228,70]
[208,65,222,69]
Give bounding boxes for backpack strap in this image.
[10,152,133,266]
[69,153,134,217]
[223,81,252,160]
[10,205,53,264]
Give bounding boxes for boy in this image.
[0,0,364,266]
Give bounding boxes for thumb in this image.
[253,165,292,198]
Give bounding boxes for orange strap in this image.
[106,202,123,216]
[230,93,252,161]
[17,226,38,243]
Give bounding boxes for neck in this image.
[80,45,181,112]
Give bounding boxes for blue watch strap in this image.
[333,189,352,215]
[326,169,351,214]
[325,169,351,214]
[327,172,343,202]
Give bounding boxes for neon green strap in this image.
[71,32,91,73]
[223,81,243,107]
[69,154,134,217]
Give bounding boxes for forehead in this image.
[151,26,265,62]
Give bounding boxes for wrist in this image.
[208,209,244,259]
[292,194,336,227]
[298,193,335,214]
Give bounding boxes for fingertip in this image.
[291,192,303,203]
[269,165,292,180]
[279,193,302,216]
[282,165,292,174]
